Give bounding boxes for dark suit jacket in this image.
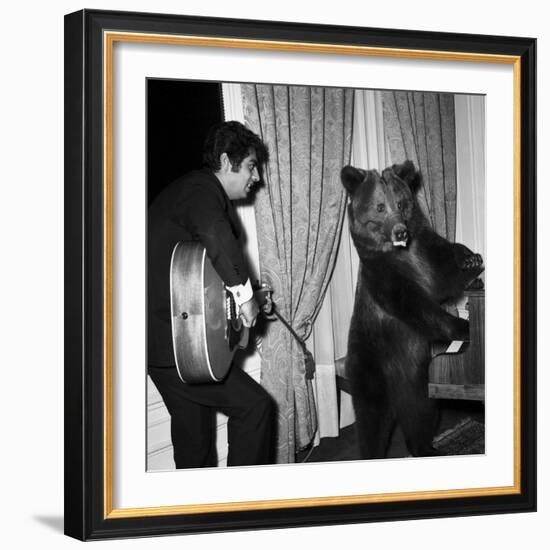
[148,169,250,366]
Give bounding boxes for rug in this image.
[433,417,485,456]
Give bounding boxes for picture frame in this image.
[64,8,536,541]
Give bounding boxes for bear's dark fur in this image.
[341,160,484,458]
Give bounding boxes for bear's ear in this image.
[341,165,366,194]
[392,160,422,192]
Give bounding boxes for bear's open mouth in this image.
[392,240,408,248]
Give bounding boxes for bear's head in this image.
[341,160,423,254]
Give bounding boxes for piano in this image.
[428,288,485,401]
[335,288,485,402]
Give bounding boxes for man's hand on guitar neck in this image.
[239,298,260,328]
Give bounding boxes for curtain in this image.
[454,95,486,263]
[381,91,457,240]
[320,90,388,360]
[242,84,354,462]
[310,90,389,434]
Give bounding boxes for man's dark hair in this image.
[203,121,269,172]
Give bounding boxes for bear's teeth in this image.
[393,241,407,247]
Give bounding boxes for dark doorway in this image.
[147,79,224,204]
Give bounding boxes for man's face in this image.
[224,152,260,200]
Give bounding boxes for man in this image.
[148,121,274,468]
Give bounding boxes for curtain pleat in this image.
[382,90,457,240]
[242,84,353,462]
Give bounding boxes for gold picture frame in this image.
[64,9,536,540]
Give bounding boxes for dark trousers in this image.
[148,365,274,469]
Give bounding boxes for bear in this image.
[340,160,484,459]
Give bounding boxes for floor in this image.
[297,398,485,463]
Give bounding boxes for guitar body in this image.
[170,241,235,383]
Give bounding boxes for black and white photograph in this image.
[146,79,487,471]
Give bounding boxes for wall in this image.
[1,1,546,549]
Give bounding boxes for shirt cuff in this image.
[226,279,253,308]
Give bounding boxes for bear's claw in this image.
[459,253,483,270]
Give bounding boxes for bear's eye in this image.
[377,204,385,213]
[397,201,402,210]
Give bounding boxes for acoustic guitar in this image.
[170,241,270,384]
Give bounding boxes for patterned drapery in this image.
[242,84,354,462]
[381,91,457,240]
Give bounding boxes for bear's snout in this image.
[391,223,409,247]
[382,212,409,248]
